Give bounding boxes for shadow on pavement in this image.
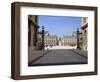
[28,50,51,66]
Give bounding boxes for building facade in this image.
[28,15,39,50]
[44,34,77,47]
[81,17,88,50]
[78,32,83,49]
[61,36,77,46]
[44,35,58,47]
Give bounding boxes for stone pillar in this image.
[33,25,38,48]
[30,25,34,50]
[30,16,38,50]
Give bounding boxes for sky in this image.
[38,15,82,37]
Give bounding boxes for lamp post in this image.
[77,27,80,49]
[42,26,44,50]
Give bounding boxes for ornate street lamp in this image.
[42,26,45,50]
[77,27,80,49]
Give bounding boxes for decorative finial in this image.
[42,26,44,30]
